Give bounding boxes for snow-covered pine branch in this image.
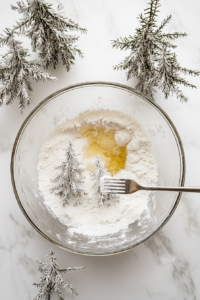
[0,35,55,113]
[51,139,86,206]
[91,155,119,207]
[11,0,87,70]
[112,0,200,102]
[0,0,87,113]
[33,249,85,300]
[157,47,198,103]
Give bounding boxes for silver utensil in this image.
[101,176,200,194]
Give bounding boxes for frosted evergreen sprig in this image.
[91,155,119,207]
[0,0,87,113]
[0,35,55,112]
[157,47,198,102]
[51,140,86,206]
[112,0,200,102]
[33,249,85,300]
[11,0,87,70]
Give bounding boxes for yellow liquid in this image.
[80,126,127,175]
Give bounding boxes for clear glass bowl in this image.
[11,82,185,256]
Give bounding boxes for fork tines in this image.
[100,176,127,194]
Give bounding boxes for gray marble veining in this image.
[0,0,200,299]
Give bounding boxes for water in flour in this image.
[37,110,158,236]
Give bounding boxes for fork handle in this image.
[141,186,200,193]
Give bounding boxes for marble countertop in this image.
[1,0,200,299]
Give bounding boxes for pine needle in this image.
[112,0,200,102]
[33,249,85,300]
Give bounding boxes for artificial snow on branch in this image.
[51,139,86,206]
[11,0,87,70]
[33,249,85,300]
[0,35,55,113]
[91,155,119,207]
[111,0,200,102]
[0,0,87,112]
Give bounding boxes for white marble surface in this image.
[1,0,200,299]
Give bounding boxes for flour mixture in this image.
[37,110,158,236]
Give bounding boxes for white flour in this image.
[37,110,158,236]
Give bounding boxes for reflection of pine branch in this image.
[112,0,200,102]
[33,249,84,300]
[91,155,119,207]
[0,36,55,113]
[51,140,86,206]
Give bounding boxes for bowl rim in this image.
[10,81,186,256]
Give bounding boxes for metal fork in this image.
[100,176,200,194]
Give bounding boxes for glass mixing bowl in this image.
[11,82,185,255]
